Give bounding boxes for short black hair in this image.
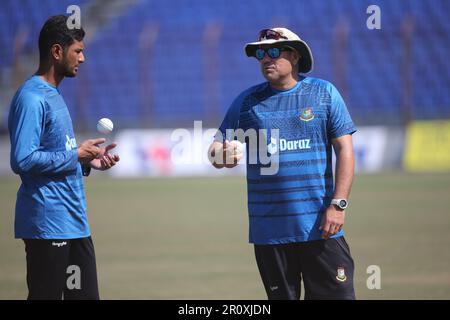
[38,15,85,62]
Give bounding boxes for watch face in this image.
[339,200,348,208]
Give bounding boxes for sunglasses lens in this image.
[255,48,265,60]
[255,47,284,60]
[268,47,281,58]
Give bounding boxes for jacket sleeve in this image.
[9,93,79,175]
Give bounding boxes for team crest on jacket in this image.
[300,107,314,121]
[336,267,347,282]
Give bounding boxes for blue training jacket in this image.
[8,75,90,239]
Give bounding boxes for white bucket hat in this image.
[244,27,314,73]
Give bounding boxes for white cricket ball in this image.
[229,140,244,155]
[97,118,114,134]
[227,140,244,163]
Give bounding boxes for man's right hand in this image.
[77,138,106,164]
[208,140,241,169]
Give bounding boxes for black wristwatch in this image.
[81,164,91,177]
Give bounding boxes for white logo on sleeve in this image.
[65,135,77,151]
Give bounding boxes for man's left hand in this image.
[319,205,345,240]
[90,143,120,171]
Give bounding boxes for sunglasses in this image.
[258,29,288,41]
[255,47,291,60]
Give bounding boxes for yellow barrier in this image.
[404,120,450,171]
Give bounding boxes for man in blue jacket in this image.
[8,15,120,300]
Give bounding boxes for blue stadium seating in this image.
[1,0,449,130]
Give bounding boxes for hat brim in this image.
[244,39,314,74]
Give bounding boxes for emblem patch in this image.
[336,267,347,282]
[300,107,314,121]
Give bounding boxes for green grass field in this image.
[1,172,450,300]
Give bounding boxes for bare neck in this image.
[36,64,64,87]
